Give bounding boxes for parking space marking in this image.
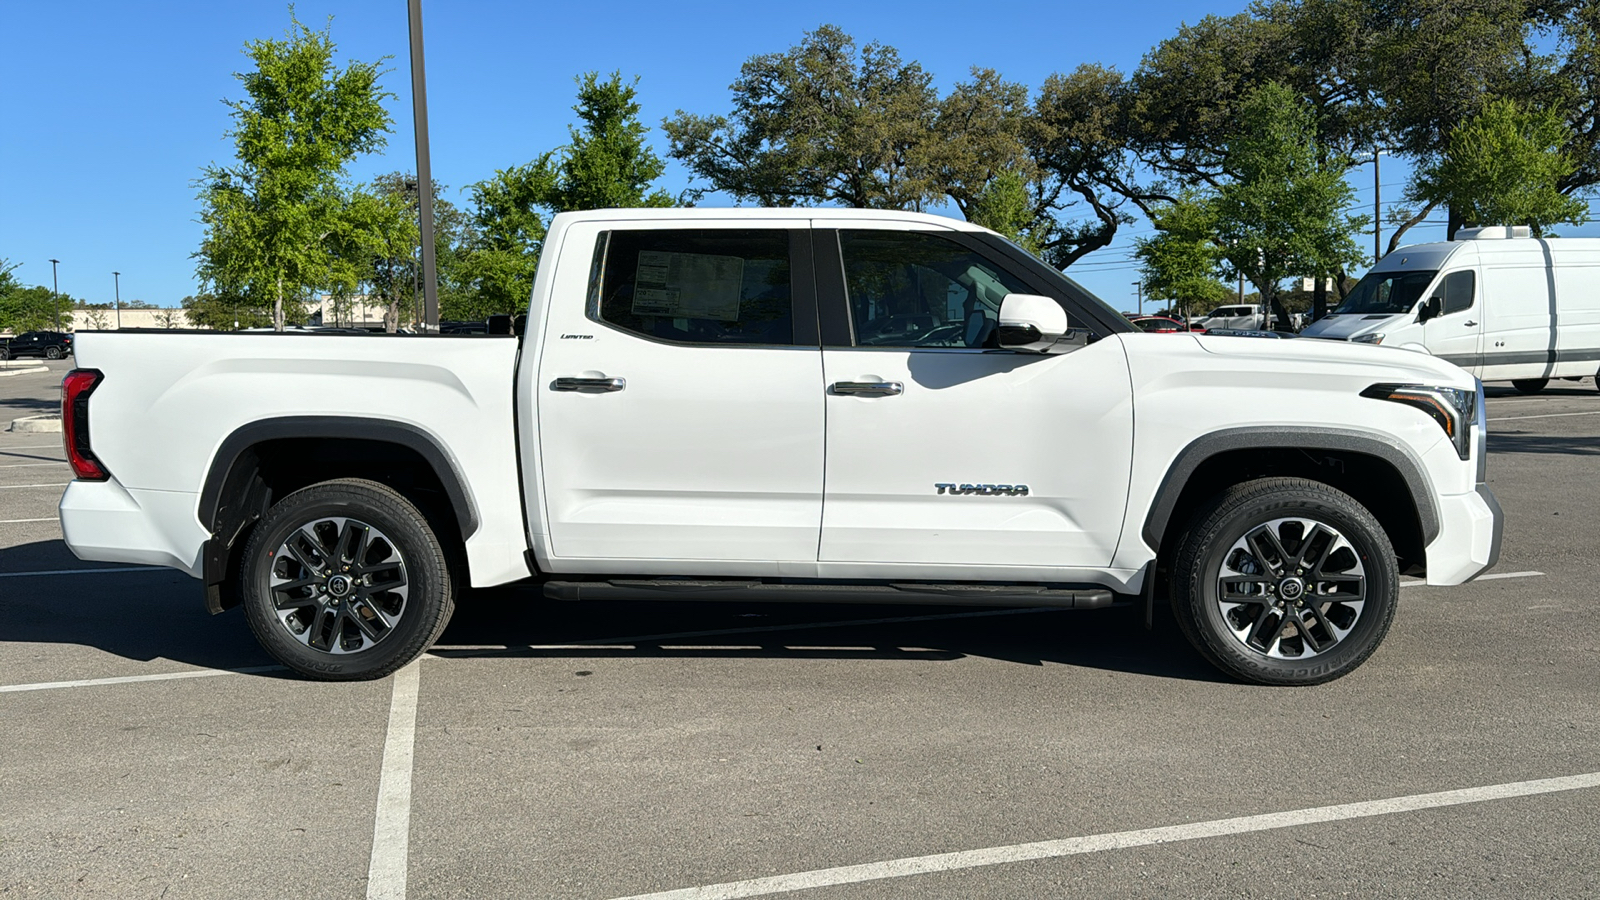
[0,665,285,694]
[607,771,1600,900]
[0,482,70,490]
[0,462,67,468]
[1489,410,1600,422]
[0,517,59,524]
[367,663,422,900]
[0,566,166,578]
[1400,570,1543,588]
[0,445,64,451]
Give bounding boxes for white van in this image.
[1301,226,1600,393]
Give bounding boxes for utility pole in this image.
[49,259,61,330]
[1374,149,1384,262]
[1131,281,1143,316]
[408,0,439,332]
[113,271,122,329]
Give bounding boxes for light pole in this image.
[113,271,122,329]
[408,0,439,331]
[1131,281,1143,316]
[49,259,61,329]
[1373,149,1388,262]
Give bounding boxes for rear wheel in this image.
[45,346,63,360]
[0,347,9,360]
[1170,478,1398,686]
[1512,378,1548,395]
[240,478,455,681]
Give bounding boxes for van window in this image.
[1440,271,1475,315]
[1334,270,1438,315]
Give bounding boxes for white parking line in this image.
[367,663,422,900]
[0,517,59,524]
[1400,570,1543,588]
[606,771,1600,900]
[1489,410,1600,422]
[0,462,67,468]
[0,566,167,578]
[0,444,64,451]
[0,665,285,694]
[0,482,69,490]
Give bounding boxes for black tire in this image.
[239,478,455,681]
[45,346,63,360]
[0,347,9,360]
[1169,477,1398,686]
[1512,378,1548,395]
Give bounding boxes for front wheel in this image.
[1512,378,1548,395]
[1170,478,1398,686]
[45,346,63,360]
[240,478,455,680]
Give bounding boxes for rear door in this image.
[811,223,1134,571]
[535,221,825,566]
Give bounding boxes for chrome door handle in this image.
[553,376,626,393]
[830,381,904,397]
[1464,320,1478,326]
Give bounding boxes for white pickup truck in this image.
[59,209,1502,685]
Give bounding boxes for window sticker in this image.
[631,250,745,321]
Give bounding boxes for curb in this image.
[0,365,49,378]
[6,415,62,434]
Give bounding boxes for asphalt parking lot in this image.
[2,358,1598,899]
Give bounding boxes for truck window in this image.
[1334,270,1438,315]
[838,230,1034,348]
[589,229,795,346]
[1440,270,1475,315]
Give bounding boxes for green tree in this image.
[1210,84,1367,329]
[1134,193,1233,318]
[664,25,940,209]
[461,72,672,319]
[369,172,473,326]
[1408,100,1590,235]
[181,291,272,330]
[194,12,392,331]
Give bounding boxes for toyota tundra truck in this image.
[57,208,1503,685]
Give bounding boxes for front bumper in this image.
[1424,484,1503,586]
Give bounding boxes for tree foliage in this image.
[1134,193,1232,314]
[1409,98,1590,233]
[1209,84,1367,322]
[194,12,392,330]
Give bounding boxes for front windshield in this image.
[1334,270,1438,315]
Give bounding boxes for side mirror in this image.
[996,293,1072,353]
[486,314,514,335]
[1417,296,1442,324]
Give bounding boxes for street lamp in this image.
[49,259,61,330]
[113,271,122,329]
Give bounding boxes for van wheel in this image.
[239,478,455,681]
[1170,478,1398,686]
[1512,378,1548,394]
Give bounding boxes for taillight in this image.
[61,369,109,481]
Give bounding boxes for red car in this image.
[1130,316,1186,333]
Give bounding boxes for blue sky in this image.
[3,0,1591,312]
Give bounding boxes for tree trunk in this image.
[274,274,285,332]
[1447,206,1465,241]
[1387,201,1440,255]
[1312,277,1328,322]
[1267,290,1294,333]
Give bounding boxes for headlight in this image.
[1351,333,1385,344]
[1361,383,1475,459]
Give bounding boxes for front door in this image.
[813,225,1134,571]
[1424,268,1484,375]
[535,222,824,565]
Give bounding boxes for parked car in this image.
[59,208,1500,687]
[1300,226,1600,393]
[1130,316,1186,333]
[1190,305,1265,332]
[0,330,73,360]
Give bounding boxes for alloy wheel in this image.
[268,516,409,654]
[1216,517,1367,659]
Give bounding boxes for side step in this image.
[542,579,1117,609]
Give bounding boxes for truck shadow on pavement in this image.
[1486,432,1600,456]
[0,539,1223,683]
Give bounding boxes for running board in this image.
[542,579,1117,608]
